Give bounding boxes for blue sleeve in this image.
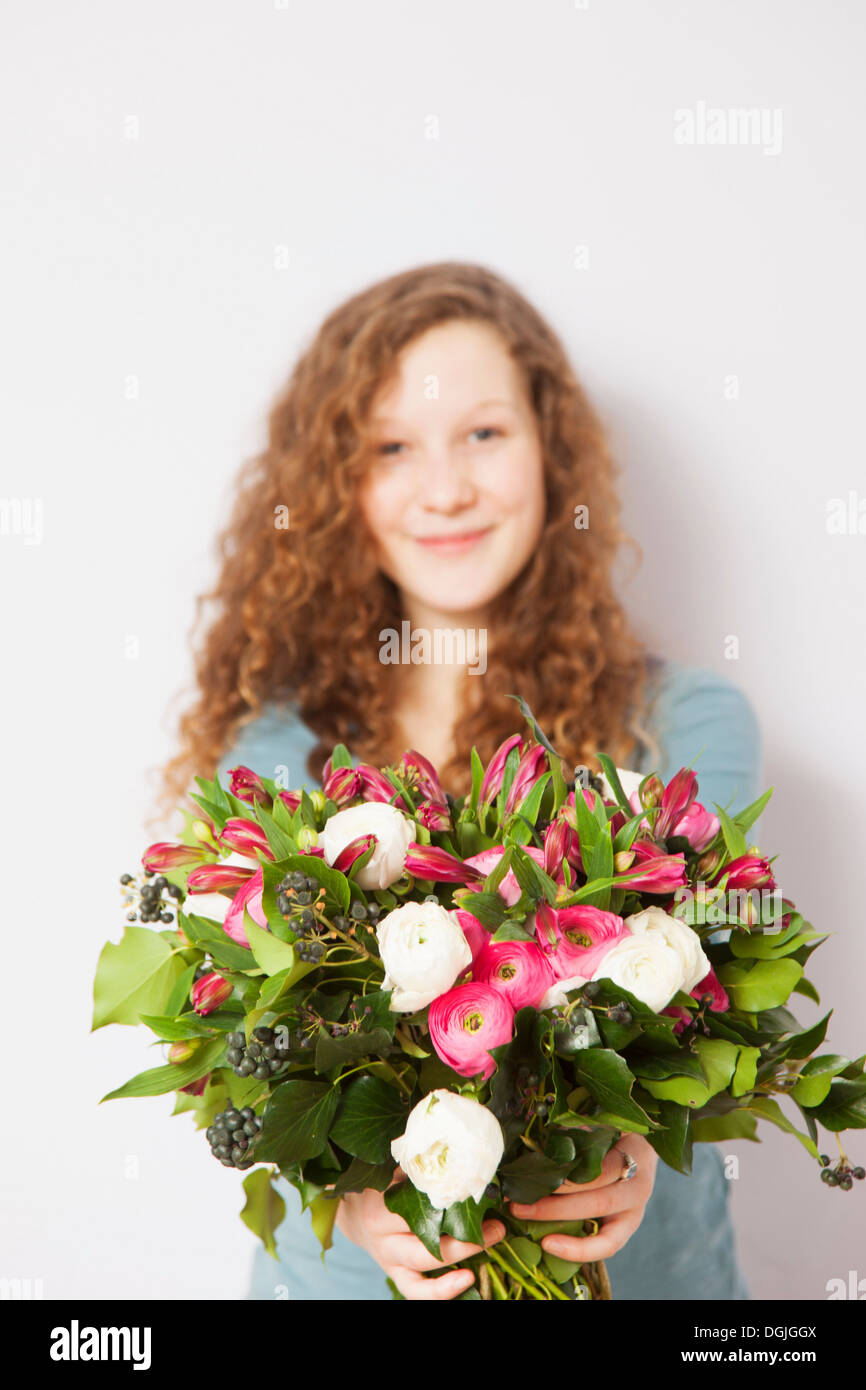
[214,703,321,792]
[645,661,765,841]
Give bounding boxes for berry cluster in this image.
[275,871,383,964]
[819,1153,864,1190]
[119,870,183,925]
[206,1105,262,1168]
[225,1026,288,1080]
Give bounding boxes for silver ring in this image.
[617,1151,638,1182]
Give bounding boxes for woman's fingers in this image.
[540,1209,641,1262]
[378,1220,506,1273]
[384,1263,476,1301]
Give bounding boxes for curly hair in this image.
[151,261,661,831]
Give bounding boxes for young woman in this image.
[158,261,760,1300]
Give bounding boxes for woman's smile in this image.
[413,525,495,556]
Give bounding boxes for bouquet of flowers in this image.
[93,697,865,1300]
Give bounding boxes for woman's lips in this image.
[414,526,493,556]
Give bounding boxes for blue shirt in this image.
[215,657,760,1300]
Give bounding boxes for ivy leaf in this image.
[384,1181,444,1260]
[240,1167,286,1258]
[92,927,187,1030]
[572,1049,662,1130]
[257,1081,340,1164]
[330,1076,409,1163]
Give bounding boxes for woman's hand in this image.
[335,1167,507,1300]
[508,1133,658,1262]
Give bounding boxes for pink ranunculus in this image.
[672,801,719,853]
[428,983,515,1081]
[454,909,490,963]
[534,904,627,981]
[223,866,267,946]
[473,939,555,1011]
[464,845,546,906]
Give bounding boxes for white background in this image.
[2,0,864,1301]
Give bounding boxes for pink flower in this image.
[397,749,446,804]
[220,818,275,861]
[504,743,548,816]
[671,801,719,853]
[473,939,555,1011]
[142,842,210,871]
[463,845,546,906]
[712,853,776,891]
[186,863,256,894]
[454,910,490,963]
[654,768,698,841]
[533,903,627,981]
[615,839,688,892]
[428,983,515,1081]
[416,799,452,832]
[479,734,523,804]
[404,844,485,884]
[223,867,268,946]
[228,766,271,808]
[663,965,730,1035]
[191,972,232,1015]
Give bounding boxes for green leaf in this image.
[509,845,558,904]
[441,1196,489,1246]
[274,854,350,915]
[491,919,533,943]
[92,927,187,1030]
[242,915,298,977]
[256,806,296,860]
[180,912,257,971]
[308,1192,339,1254]
[645,1099,692,1173]
[733,786,774,833]
[330,1076,409,1163]
[594,754,632,816]
[257,1081,340,1164]
[164,962,197,1016]
[812,1078,866,1131]
[691,1110,759,1143]
[498,1147,579,1204]
[384,1181,444,1261]
[240,1167,286,1258]
[746,1095,821,1156]
[329,1156,394,1196]
[791,1055,850,1109]
[453,890,506,929]
[717,957,803,1011]
[483,845,514,894]
[314,1026,393,1071]
[512,771,551,829]
[714,803,748,859]
[137,1013,215,1041]
[329,742,353,771]
[100,1036,226,1100]
[468,745,484,816]
[572,1049,661,1130]
[731,1045,761,1097]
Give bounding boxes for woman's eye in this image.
[378,441,405,457]
[469,426,501,443]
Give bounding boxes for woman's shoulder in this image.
[215,698,320,787]
[637,654,763,815]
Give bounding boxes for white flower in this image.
[599,765,645,803]
[624,905,710,993]
[538,973,588,1010]
[319,801,415,890]
[391,1090,505,1210]
[590,931,687,1013]
[376,900,472,1012]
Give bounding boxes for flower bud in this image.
[639,775,665,810]
[309,790,327,815]
[191,972,232,1015]
[192,820,219,849]
[696,848,721,878]
[298,825,319,852]
[614,849,636,873]
[142,841,210,871]
[168,1039,199,1065]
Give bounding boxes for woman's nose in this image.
[416,451,476,510]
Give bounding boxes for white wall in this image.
[3,0,863,1301]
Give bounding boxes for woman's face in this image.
[357,319,546,617]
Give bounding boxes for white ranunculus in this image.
[590,931,687,1013]
[538,973,588,1010]
[319,801,415,890]
[599,765,645,803]
[376,900,472,1012]
[624,905,710,993]
[391,1089,505,1210]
